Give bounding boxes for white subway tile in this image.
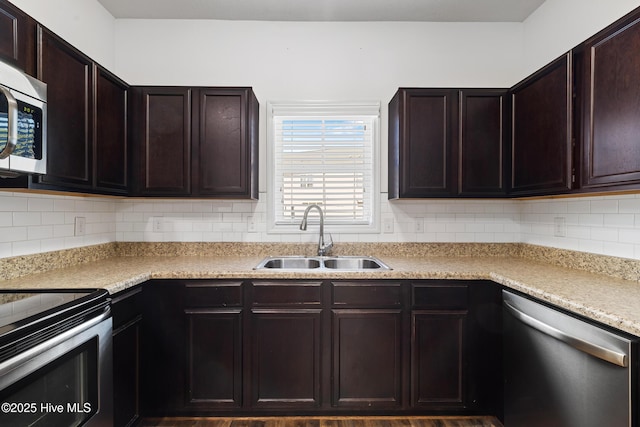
[619,198,640,214]
[27,225,54,240]
[591,200,618,214]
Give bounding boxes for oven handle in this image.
[0,85,18,159]
[0,305,111,375]
[504,300,628,367]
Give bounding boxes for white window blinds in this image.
[270,102,379,227]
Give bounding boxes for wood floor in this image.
[138,416,503,427]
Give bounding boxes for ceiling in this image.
[96,0,547,22]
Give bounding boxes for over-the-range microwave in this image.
[0,59,46,178]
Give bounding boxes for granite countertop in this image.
[1,244,640,336]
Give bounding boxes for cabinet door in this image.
[459,89,508,196]
[193,88,258,199]
[251,309,321,409]
[95,66,128,194]
[0,0,35,74]
[186,309,243,409]
[332,309,402,408]
[131,87,191,196]
[141,281,186,415]
[580,13,640,189]
[111,287,143,427]
[113,319,141,427]
[510,53,573,196]
[389,88,458,198]
[35,26,93,189]
[411,311,466,408]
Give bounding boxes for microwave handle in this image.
[0,85,18,159]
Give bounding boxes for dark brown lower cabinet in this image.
[332,309,402,408]
[111,286,143,427]
[186,309,243,409]
[139,279,502,418]
[412,311,466,407]
[251,310,321,409]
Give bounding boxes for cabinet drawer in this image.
[332,282,402,307]
[185,281,243,307]
[412,283,468,309]
[252,281,322,306]
[111,286,142,330]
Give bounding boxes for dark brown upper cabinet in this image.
[578,10,640,191]
[388,88,458,198]
[459,89,509,196]
[130,87,192,196]
[34,26,94,190]
[0,0,35,74]
[510,53,573,196]
[1,26,129,195]
[131,86,258,199]
[389,88,508,199]
[192,88,259,198]
[94,66,128,194]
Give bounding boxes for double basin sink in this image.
[254,255,391,271]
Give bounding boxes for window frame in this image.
[267,100,381,234]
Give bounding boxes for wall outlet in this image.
[383,218,394,233]
[74,217,86,236]
[554,217,566,237]
[152,217,163,232]
[414,217,424,233]
[247,216,256,233]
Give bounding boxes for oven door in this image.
[0,307,112,427]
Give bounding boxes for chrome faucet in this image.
[300,204,333,256]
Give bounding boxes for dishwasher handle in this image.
[504,300,628,368]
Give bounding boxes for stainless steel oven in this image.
[0,289,112,426]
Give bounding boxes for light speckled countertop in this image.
[1,248,639,336]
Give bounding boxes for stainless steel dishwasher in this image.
[503,290,636,427]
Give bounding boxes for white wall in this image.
[7,0,116,69]
[522,0,640,75]
[1,1,640,262]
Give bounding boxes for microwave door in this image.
[0,89,46,176]
[0,85,18,172]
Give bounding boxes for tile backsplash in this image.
[1,190,639,260]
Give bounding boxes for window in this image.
[268,101,380,232]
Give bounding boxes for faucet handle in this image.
[322,233,334,255]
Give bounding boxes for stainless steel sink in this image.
[258,256,321,269]
[322,257,388,270]
[254,256,390,271]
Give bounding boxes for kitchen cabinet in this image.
[94,66,129,194]
[459,90,509,196]
[577,9,640,191]
[388,88,508,198]
[1,26,129,195]
[411,282,468,408]
[111,285,143,427]
[193,88,259,198]
[250,281,322,409]
[141,280,186,415]
[130,87,192,196]
[0,0,35,74]
[185,281,244,410]
[510,53,573,196]
[130,86,259,199]
[34,26,94,190]
[389,88,457,198]
[139,279,501,417]
[331,281,404,409]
